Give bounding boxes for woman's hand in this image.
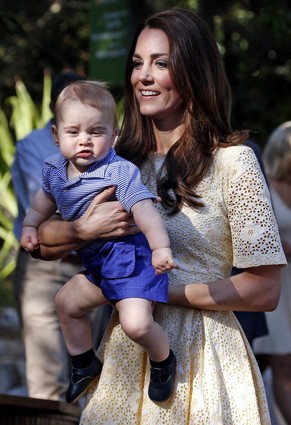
[36,186,138,260]
[76,186,136,240]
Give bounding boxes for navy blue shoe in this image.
[148,353,176,402]
[66,356,102,403]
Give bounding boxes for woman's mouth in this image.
[141,90,160,97]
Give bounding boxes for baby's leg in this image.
[55,273,107,403]
[55,273,107,356]
[116,298,176,402]
[116,298,169,362]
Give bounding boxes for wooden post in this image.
[0,394,82,425]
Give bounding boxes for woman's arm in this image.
[168,264,281,312]
[36,186,138,260]
[36,183,282,313]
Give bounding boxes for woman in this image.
[254,122,291,424]
[37,8,286,424]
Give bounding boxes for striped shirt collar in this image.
[45,148,116,184]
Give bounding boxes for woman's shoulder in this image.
[214,144,258,171]
[214,144,254,160]
[211,144,264,189]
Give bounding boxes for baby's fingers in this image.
[27,241,40,252]
[169,258,180,269]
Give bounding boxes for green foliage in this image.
[208,0,291,146]
[0,109,14,166]
[0,1,290,148]
[0,110,18,283]
[5,72,52,140]
[0,72,52,284]
[0,1,90,104]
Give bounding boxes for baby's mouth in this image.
[77,150,92,158]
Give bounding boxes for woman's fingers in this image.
[82,186,116,218]
[80,186,139,239]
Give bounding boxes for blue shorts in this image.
[78,232,168,303]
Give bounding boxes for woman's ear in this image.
[51,125,59,146]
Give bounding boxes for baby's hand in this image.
[152,247,179,275]
[20,227,40,252]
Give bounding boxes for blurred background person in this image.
[10,70,111,401]
[254,121,291,425]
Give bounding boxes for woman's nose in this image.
[138,67,153,83]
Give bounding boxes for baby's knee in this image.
[121,317,152,343]
[55,286,77,319]
[55,286,64,308]
[55,287,67,315]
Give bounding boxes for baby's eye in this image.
[92,129,101,135]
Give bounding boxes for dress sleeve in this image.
[225,146,286,268]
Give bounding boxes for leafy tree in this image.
[0,0,90,105]
[1,0,289,147]
[205,0,291,145]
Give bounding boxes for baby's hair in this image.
[55,80,117,128]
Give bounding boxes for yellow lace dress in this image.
[80,145,286,425]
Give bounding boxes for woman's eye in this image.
[156,60,168,69]
[132,60,142,69]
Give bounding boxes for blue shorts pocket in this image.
[101,241,135,279]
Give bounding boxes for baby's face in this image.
[53,101,116,174]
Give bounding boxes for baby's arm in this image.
[131,199,178,274]
[21,188,57,252]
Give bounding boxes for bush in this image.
[0,71,52,286]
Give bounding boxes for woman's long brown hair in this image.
[115,8,249,214]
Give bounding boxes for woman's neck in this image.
[153,123,184,154]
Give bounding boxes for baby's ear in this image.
[51,125,59,146]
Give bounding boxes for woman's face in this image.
[130,27,183,126]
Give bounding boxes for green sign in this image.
[89,0,129,87]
